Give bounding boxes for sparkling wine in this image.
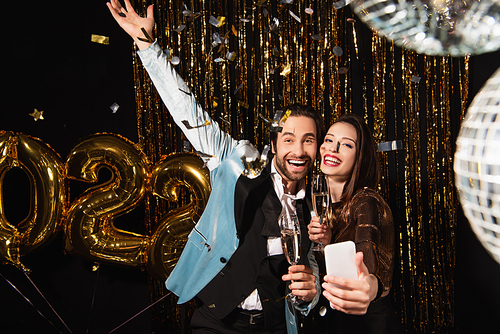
[281,229,301,265]
[312,192,329,218]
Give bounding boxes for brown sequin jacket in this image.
[330,187,395,296]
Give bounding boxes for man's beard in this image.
[274,154,312,182]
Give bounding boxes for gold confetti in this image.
[210,16,227,27]
[280,109,292,125]
[280,64,291,76]
[226,51,237,61]
[238,101,249,109]
[91,34,110,45]
[29,108,44,121]
[217,16,227,27]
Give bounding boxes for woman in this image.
[308,113,398,333]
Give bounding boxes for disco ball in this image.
[454,67,500,264]
[350,0,500,57]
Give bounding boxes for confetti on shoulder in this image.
[195,150,216,158]
[181,120,211,129]
[178,87,191,95]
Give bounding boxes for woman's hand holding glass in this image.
[307,215,332,247]
[311,174,331,251]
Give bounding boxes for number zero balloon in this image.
[0,131,66,271]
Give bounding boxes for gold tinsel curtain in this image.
[130,1,469,332]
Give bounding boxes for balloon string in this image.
[22,270,73,333]
[85,266,100,334]
[108,291,172,334]
[0,272,63,333]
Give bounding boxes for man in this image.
[108,1,323,332]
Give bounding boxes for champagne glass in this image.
[311,173,331,252]
[280,213,301,304]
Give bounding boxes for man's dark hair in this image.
[269,103,325,150]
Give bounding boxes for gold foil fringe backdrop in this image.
[130,0,469,332]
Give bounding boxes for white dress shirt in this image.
[238,158,306,310]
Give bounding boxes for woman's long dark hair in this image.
[335,113,381,204]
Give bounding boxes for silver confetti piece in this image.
[333,46,344,56]
[174,24,186,32]
[170,56,180,65]
[110,102,120,113]
[378,140,404,152]
[289,10,301,23]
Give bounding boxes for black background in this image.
[2,1,149,333]
[2,1,500,333]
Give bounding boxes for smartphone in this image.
[324,241,358,285]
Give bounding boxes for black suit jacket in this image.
[196,164,312,329]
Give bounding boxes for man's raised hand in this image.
[107,0,155,50]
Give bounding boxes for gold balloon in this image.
[0,131,21,268]
[64,133,150,268]
[146,153,211,281]
[0,131,66,270]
